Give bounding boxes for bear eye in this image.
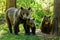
[31,23,33,25]
[23,13,24,14]
[26,13,29,16]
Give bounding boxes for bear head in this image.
[18,7,32,19]
[26,17,35,27]
[43,15,51,25]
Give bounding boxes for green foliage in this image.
[0,24,60,40]
[0,0,54,28]
[0,0,60,40]
[0,0,6,13]
[17,0,54,28]
[0,34,40,40]
[0,24,40,40]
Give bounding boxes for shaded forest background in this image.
[0,0,60,40]
[0,0,54,28]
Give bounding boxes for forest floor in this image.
[0,13,60,40]
[36,29,60,40]
[0,23,60,40]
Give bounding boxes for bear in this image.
[24,17,36,35]
[40,16,52,34]
[6,7,32,35]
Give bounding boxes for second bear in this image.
[40,16,52,34]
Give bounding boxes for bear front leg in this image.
[23,24,30,35]
[14,21,20,35]
[14,24,19,35]
[31,27,36,35]
[26,26,30,35]
[23,24,27,35]
[17,26,20,32]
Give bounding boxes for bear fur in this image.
[40,16,52,34]
[6,7,32,35]
[24,17,36,35]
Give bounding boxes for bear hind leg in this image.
[6,18,12,33]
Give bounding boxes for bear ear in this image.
[44,15,46,17]
[28,7,31,10]
[33,18,35,20]
[49,16,51,18]
[28,18,30,20]
[21,7,23,10]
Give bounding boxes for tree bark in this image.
[6,0,16,10]
[52,0,60,36]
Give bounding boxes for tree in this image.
[6,0,16,10]
[52,0,60,36]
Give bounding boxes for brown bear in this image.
[24,17,36,35]
[6,7,32,35]
[40,16,52,34]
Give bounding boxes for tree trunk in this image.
[6,0,16,10]
[52,0,60,36]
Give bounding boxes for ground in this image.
[0,13,60,40]
[0,24,60,40]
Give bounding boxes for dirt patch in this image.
[36,29,59,40]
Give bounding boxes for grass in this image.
[0,13,60,40]
[0,24,60,40]
[0,13,40,40]
[0,33,40,40]
[0,24,40,40]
